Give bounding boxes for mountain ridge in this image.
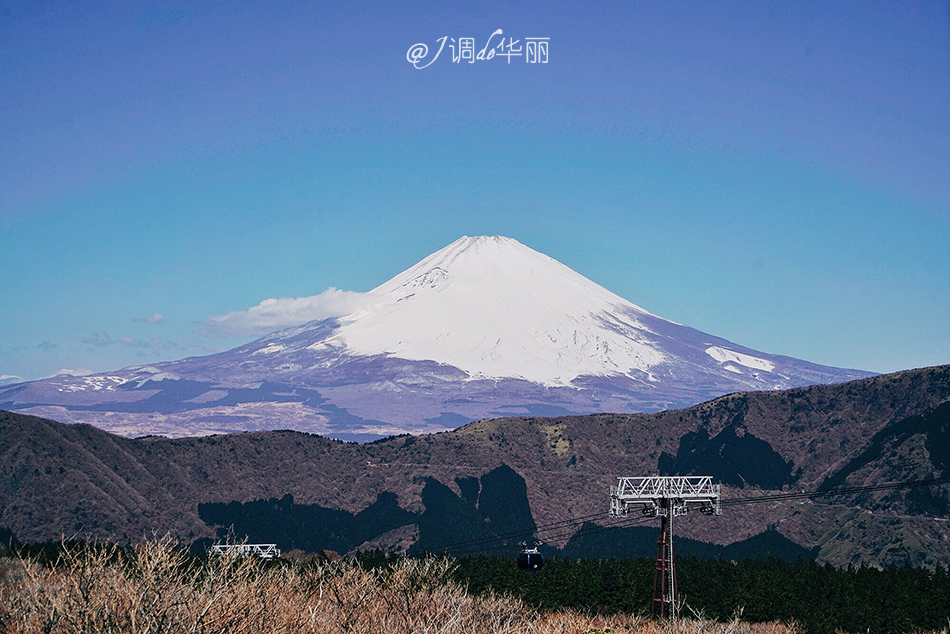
[2,364,948,567]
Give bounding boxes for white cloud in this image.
[134,313,166,323]
[84,332,163,348]
[0,374,23,381]
[203,287,377,337]
[46,368,95,378]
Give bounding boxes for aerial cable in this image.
[422,509,608,554]
[429,513,631,557]
[445,514,656,558]
[722,476,950,507]
[415,475,950,556]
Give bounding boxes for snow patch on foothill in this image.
[705,346,776,372]
[253,343,286,355]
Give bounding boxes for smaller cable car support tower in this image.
[610,476,721,620]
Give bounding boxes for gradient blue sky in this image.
[2,0,948,381]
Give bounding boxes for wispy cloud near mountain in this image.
[134,313,166,323]
[202,288,378,337]
[84,332,163,348]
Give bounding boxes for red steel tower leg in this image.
[651,499,677,619]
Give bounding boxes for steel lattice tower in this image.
[610,476,721,620]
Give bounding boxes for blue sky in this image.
[1,0,948,381]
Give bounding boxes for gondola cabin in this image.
[517,545,543,571]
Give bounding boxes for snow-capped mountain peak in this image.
[324,236,665,386]
[0,235,874,440]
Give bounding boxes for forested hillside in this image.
[2,365,949,567]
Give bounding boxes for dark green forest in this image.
[444,555,950,634]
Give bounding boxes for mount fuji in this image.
[1,236,873,440]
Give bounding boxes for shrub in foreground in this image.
[0,537,802,633]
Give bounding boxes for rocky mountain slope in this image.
[0,236,872,440]
[2,365,948,567]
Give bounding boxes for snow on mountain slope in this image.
[327,236,665,385]
[0,236,876,440]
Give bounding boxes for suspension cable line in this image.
[412,476,950,557]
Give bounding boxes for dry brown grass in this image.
[0,538,801,634]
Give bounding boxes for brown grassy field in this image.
[0,537,804,633]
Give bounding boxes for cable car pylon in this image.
[609,475,721,620]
